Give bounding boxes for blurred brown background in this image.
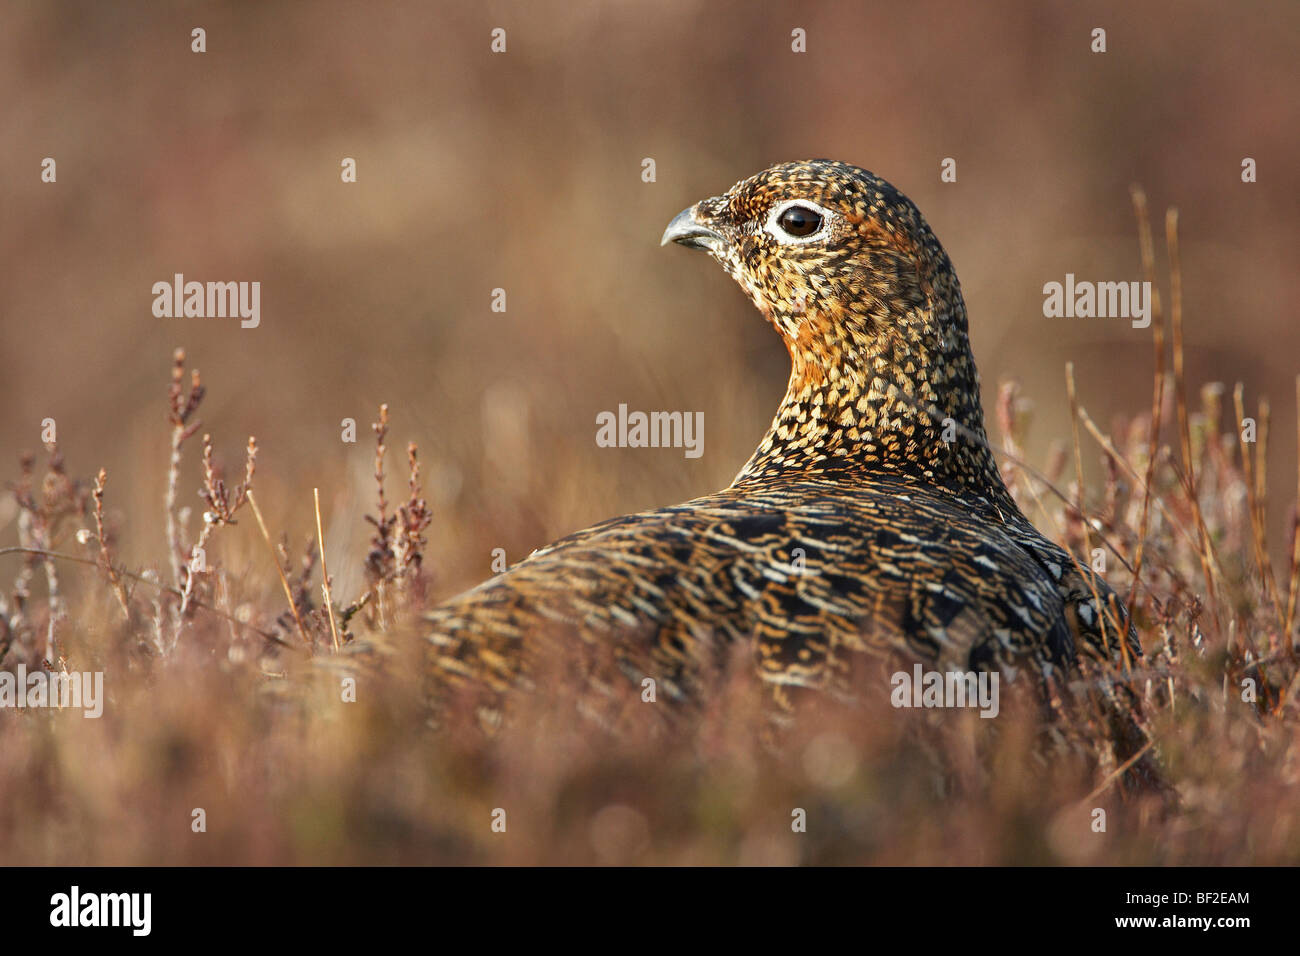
[2,0,1297,603]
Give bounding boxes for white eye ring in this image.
[764,199,834,244]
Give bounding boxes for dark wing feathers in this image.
[424,475,1085,716]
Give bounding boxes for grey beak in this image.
[661,206,725,250]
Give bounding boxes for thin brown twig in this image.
[1065,362,1119,659]
[373,404,390,533]
[1125,187,1166,619]
[0,546,291,647]
[1076,409,1207,564]
[165,348,204,589]
[1234,385,1286,640]
[245,491,309,645]
[1166,209,1219,621]
[997,381,1056,531]
[1257,397,1280,612]
[1084,736,1158,803]
[91,468,131,621]
[314,487,340,652]
[1283,376,1300,653]
[370,404,391,627]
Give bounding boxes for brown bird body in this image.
[424,160,1146,767]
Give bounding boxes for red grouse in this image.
[423,160,1149,776]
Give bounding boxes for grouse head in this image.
[662,159,1009,505]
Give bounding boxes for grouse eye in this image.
[772,203,825,240]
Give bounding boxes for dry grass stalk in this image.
[1284,376,1300,650]
[1166,211,1219,621]
[245,490,309,646]
[314,487,340,652]
[1124,187,1166,621]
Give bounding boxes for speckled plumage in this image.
[424,160,1147,765]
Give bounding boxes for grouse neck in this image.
[731,299,1016,510]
